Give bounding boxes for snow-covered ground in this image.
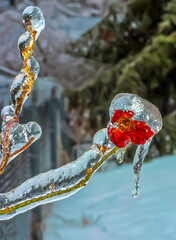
[44,154,176,240]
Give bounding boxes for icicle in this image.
[116,148,126,164]
[132,138,152,197]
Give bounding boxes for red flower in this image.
[108,109,154,148]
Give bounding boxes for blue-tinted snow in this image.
[44,154,176,240]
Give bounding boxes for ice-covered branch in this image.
[0,6,163,221]
[0,92,162,220]
[0,6,45,174]
[0,129,118,220]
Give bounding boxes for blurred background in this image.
[0,0,176,239]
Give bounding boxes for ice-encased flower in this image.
[108,109,154,148]
[107,93,162,148]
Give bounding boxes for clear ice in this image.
[0,128,118,220]
[0,7,163,220]
[0,6,44,174]
[0,105,41,173]
[116,148,126,164]
[10,6,44,115]
[108,93,163,197]
[0,92,162,220]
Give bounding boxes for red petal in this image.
[111,110,123,124]
[130,121,154,145]
[111,109,135,124]
[108,126,131,148]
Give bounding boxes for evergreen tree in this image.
[67,0,176,160]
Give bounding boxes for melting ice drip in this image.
[0,91,162,220]
[0,6,45,174]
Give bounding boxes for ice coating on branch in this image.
[1,105,15,122]
[10,55,40,109]
[93,128,112,147]
[10,6,44,115]
[0,123,118,220]
[0,105,42,174]
[0,6,163,219]
[0,6,44,174]
[0,92,162,219]
[22,6,45,39]
[0,137,118,220]
[7,121,41,160]
[107,93,162,197]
